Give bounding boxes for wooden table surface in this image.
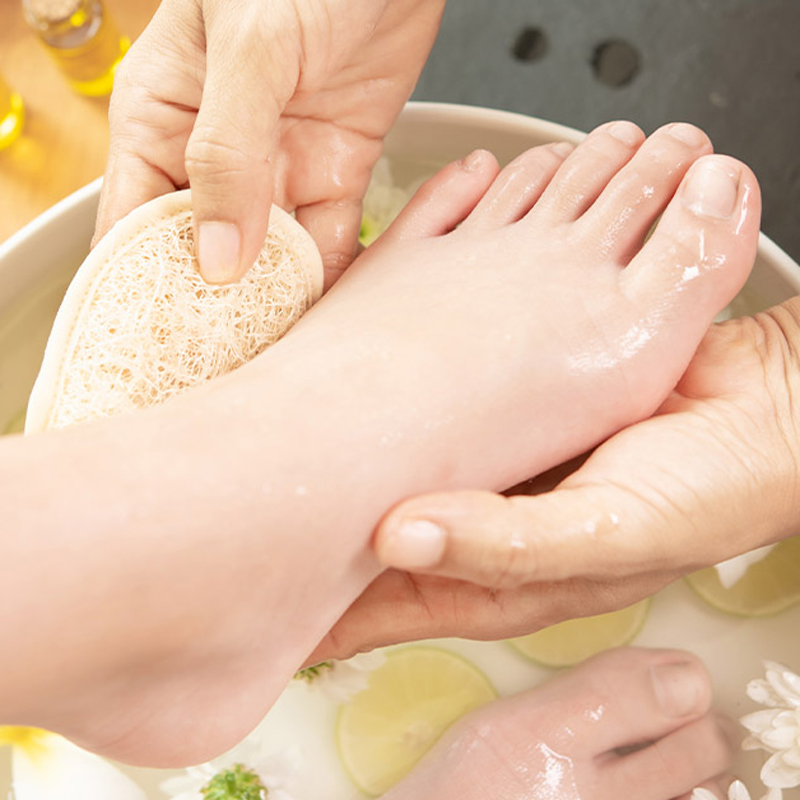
[0,0,160,246]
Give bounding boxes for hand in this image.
[310,298,800,661]
[96,0,445,285]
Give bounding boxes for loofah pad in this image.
[26,190,323,433]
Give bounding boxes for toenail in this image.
[607,121,641,147]
[667,122,708,147]
[651,661,707,718]
[380,519,446,569]
[550,141,574,159]
[461,150,486,172]
[682,158,740,219]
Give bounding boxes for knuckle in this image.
[184,134,253,181]
[490,496,538,589]
[321,249,356,274]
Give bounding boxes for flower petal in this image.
[765,665,800,709]
[741,709,783,739]
[159,764,213,799]
[761,751,800,789]
[691,789,721,800]
[727,780,753,800]
[761,723,800,751]
[11,733,146,800]
[748,679,790,708]
[780,746,800,767]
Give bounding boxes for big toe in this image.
[545,647,715,752]
[620,154,760,392]
[384,647,719,800]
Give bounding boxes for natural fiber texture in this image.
[45,207,318,429]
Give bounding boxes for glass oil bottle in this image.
[23,0,129,97]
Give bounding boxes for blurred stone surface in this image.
[413,0,800,263]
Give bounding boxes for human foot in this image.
[383,647,734,800]
[7,122,756,769]
[298,120,760,501]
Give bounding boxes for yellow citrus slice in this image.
[2,406,25,435]
[335,646,497,796]
[685,535,800,617]
[508,599,651,668]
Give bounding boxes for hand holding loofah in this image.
[97,0,445,284]
[26,191,323,432]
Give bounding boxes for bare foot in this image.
[383,648,734,800]
[21,122,758,767]
[301,120,760,503]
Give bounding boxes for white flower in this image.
[0,726,146,800]
[292,651,386,704]
[160,736,299,800]
[692,779,782,800]
[741,661,800,789]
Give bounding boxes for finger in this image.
[603,713,735,800]
[305,567,671,664]
[374,393,789,587]
[95,151,180,248]
[185,4,301,284]
[94,1,203,245]
[548,647,714,753]
[373,481,667,588]
[296,199,364,290]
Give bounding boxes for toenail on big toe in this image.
[681,159,740,219]
[651,661,707,717]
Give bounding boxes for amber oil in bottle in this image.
[23,0,130,97]
[0,74,25,150]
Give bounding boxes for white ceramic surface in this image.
[2,102,800,798]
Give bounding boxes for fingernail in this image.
[461,150,486,172]
[667,122,707,147]
[197,221,241,283]
[607,121,641,146]
[380,519,446,569]
[651,661,706,718]
[682,159,740,219]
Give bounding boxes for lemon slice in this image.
[2,407,26,435]
[508,599,651,668]
[335,646,496,796]
[685,535,800,617]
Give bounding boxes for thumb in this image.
[374,398,791,588]
[186,6,301,284]
[373,485,671,589]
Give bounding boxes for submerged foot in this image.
[384,647,734,800]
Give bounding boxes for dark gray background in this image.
[411,0,800,264]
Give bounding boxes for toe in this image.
[531,121,645,224]
[620,154,760,355]
[564,648,713,753]
[457,142,573,231]
[576,122,713,264]
[378,150,500,244]
[602,713,735,800]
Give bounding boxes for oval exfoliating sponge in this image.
[26,190,323,433]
